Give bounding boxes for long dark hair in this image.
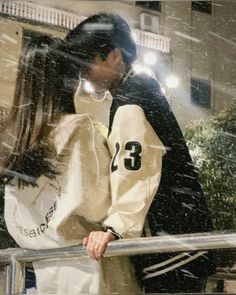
[0,35,78,186]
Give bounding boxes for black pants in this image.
[143,272,207,293]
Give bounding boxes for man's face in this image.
[81,55,113,92]
[81,50,124,92]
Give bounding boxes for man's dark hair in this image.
[65,13,137,67]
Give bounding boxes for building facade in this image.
[0,0,235,127]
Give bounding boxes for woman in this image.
[0,36,140,294]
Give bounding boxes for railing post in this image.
[5,264,12,295]
[10,259,25,295]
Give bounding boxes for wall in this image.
[213,0,236,111]
[0,17,66,108]
[161,0,235,127]
[163,1,195,126]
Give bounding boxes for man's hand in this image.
[83,231,116,261]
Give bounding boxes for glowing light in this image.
[143,52,157,66]
[83,80,94,93]
[165,75,179,88]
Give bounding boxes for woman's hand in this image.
[83,231,116,261]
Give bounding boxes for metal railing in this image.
[0,0,170,53]
[0,231,236,294]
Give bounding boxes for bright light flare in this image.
[143,52,157,66]
[165,75,180,88]
[83,80,94,93]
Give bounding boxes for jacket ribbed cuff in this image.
[103,226,122,240]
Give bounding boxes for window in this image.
[192,1,212,14]
[136,1,161,12]
[191,78,211,108]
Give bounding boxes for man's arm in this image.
[103,104,165,238]
[84,104,165,260]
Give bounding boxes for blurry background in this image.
[0,0,235,126]
[0,1,235,292]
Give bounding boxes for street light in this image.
[143,52,157,66]
[165,75,179,88]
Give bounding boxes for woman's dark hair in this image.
[0,35,78,186]
[65,13,137,68]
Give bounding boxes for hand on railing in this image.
[82,231,116,260]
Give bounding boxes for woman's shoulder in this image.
[49,114,95,156]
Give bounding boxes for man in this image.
[65,13,215,293]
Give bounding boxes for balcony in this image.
[0,0,170,53]
[135,29,170,53]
